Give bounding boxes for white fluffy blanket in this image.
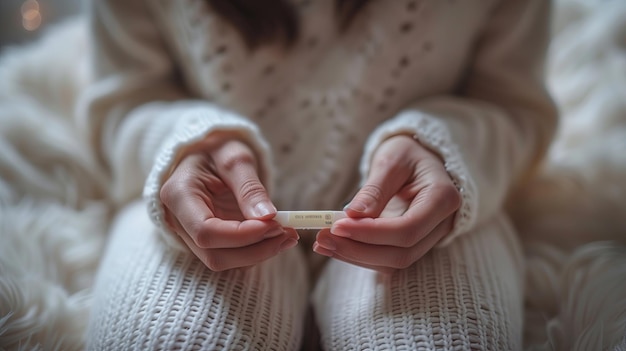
[1,0,625,349]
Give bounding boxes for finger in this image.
[344,152,412,218]
[180,215,289,250]
[181,230,299,271]
[211,140,276,220]
[379,195,410,218]
[162,182,284,248]
[331,184,460,247]
[312,242,396,274]
[314,244,399,274]
[318,217,453,269]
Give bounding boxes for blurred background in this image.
[0,0,84,48]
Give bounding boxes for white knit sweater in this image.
[77,0,557,251]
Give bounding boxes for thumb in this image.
[230,168,275,220]
[346,162,409,219]
[212,140,276,220]
[347,136,419,218]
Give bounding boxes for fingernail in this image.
[313,242,334,257]
[253,202,275,218]
[317,236,336,251]
[279,238,298,252]
[348,201,367,213]
[331,226,350,238]
[263,227,284,239]
[342,202,351,211]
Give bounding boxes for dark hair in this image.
[207,0,371,49]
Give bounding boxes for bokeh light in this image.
[21,0,42,31]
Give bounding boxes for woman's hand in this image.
[314,135,461,273]
[160,134,298,271]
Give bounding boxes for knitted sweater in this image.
[78,0,557,250]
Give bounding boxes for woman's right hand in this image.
[160,134,298,271]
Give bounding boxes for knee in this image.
[86,255,307,351]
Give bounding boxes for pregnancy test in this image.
[274,211,347,229]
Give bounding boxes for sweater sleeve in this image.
[76,0,274,250]
[360,0,558,246]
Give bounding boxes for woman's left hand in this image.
[314,135,461,273]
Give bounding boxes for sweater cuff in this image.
[360,110,478,246]
[142,105,274,251]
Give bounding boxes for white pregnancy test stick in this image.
[274,211,347,229]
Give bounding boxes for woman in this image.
[81,0,557,349]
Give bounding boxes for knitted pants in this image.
[86,200,524,350]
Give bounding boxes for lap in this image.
[312,213,524,351]
[87,201,524,350]
[87,200,309,351]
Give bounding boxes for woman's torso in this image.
[148,0,497,209]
